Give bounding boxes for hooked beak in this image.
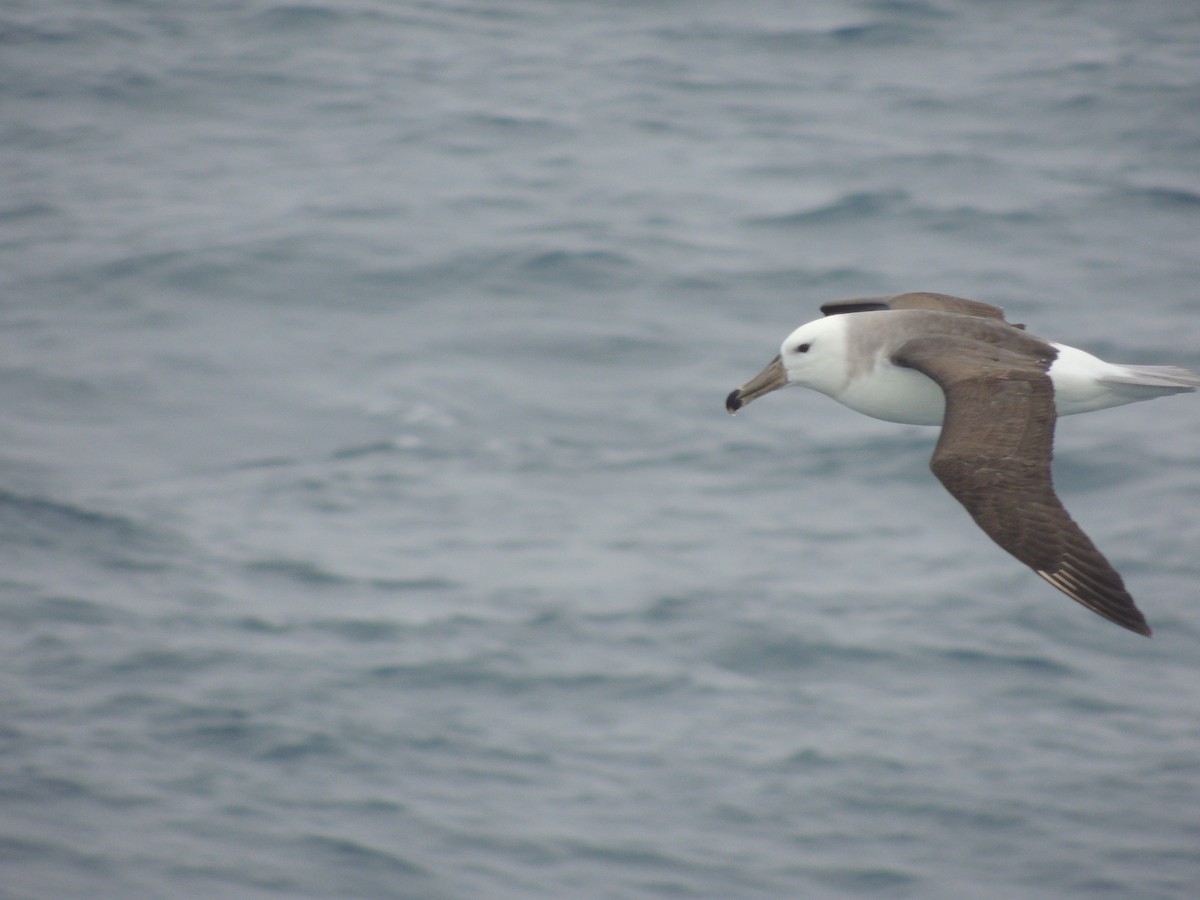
[726,354,788,414]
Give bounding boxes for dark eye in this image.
[795,342,811,353]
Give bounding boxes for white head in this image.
[726,316,849,412]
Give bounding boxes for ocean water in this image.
[3,1,1200,897]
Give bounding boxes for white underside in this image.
[825,341,1200,426]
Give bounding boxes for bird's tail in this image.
[1100,364,1200,393]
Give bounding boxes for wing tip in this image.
[1036,568,1153,637]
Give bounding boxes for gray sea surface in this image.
[3,1,1200,897]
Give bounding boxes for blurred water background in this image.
[3,1,1200,897]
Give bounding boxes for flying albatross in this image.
[726,292,1200,636]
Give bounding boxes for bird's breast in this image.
[829,362,947,425]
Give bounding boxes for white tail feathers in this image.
[1049,344,1199,416]
[1101,364,1200,392]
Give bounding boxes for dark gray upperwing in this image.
[892,329,1152,636]
[821,292,1023,328]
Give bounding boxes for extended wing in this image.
[822,292,1022,328]
[892,329,1152,636]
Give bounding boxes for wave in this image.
[369,657,691,700]
[296,834,430,878]
[0,489,169,560]
[747,189,1045,235]
[241,557,461,595]
[1113,185,1200,210]
[747,190,910,228]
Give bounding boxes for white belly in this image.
[822,342,1173,426]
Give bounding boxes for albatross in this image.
[725,292,1200,636]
